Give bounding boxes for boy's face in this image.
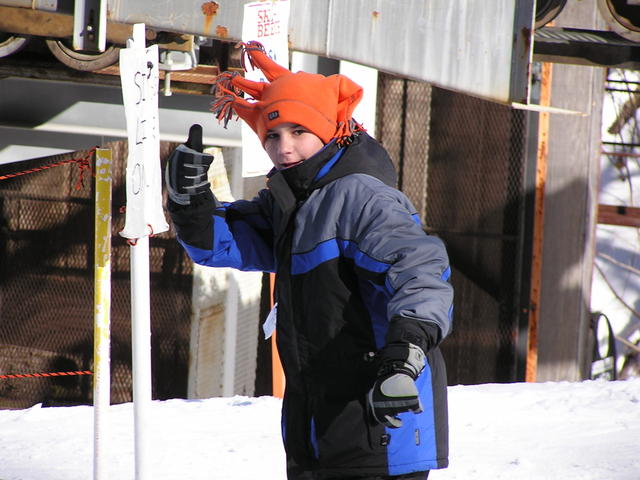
[264,123,325,170]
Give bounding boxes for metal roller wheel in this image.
[0,34,30,58]
[535,0,568,29]
[45,38,120,72]
[597,0,640,42]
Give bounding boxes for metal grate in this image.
[0,142,193,407]
[377,74,529,385]
[376,79,431,225]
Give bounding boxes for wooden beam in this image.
[0,6,134,44]
[597,204,640,228]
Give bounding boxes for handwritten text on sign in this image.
[119,23,168,239]
[256,9,282,38]
[241,1,290,177]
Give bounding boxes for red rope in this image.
[0,370,92,380]
[0,148,96,190]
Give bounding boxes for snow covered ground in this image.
[0,379,638,480]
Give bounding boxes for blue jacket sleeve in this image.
[168,189,276,273]
[353,183,453,351]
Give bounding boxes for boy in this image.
[165,42,453,480]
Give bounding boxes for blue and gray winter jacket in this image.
[169,132,453,479]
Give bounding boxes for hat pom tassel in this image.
[237,40,267,71]
[212,72,241,97]
[336,119,366,146]
[211,94,237,128]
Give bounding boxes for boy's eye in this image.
[293,129,307,136]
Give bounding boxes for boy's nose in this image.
[278,135,293,153]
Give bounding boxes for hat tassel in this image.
[211,94,237,128]
[335,119,365,146]
[238,40,267,71]
[212,71,241,97]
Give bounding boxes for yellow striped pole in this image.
[93,148,112,480]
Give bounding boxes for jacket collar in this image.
[266,140,341,201]
[266,132,397,206]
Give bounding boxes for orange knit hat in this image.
[211,42,364,146]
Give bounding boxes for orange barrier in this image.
[0,148,96,190]
[0,370,93,379]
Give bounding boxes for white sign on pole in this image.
[119,23,168,238]
[118,23,164,480]
[241,0,290,178]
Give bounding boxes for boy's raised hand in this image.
[165,124,214,205]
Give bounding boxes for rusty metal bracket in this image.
[73,0,106,52]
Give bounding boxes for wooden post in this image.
[526,61,552,382]
[536,0,605,382]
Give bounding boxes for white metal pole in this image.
[223,273,238,396]
[93,148,112,480]
[222,148,243,396]
[119,24,167,479]
[130,234,152,480]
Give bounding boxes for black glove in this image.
[367,343,426,428]
[165,124,214,205]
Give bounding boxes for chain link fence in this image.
[1,74,532,407]
[377,74,530,385]
[0,142,193,408]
